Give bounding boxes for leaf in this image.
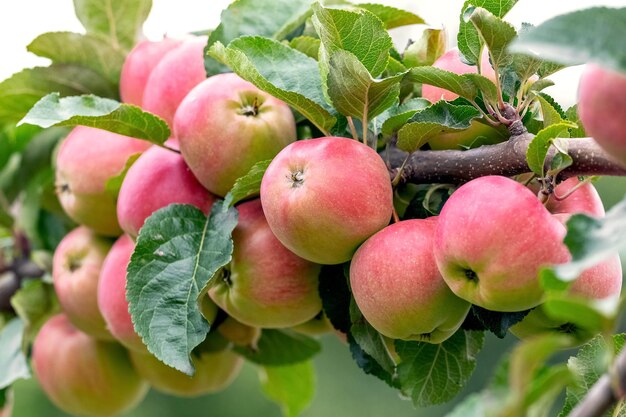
[355,3,425,29]
[537,93,566,126]
[318,264,351,334]
[541,295,615,337]
[0,318,30,389]
[259,361,316,417]
[349,299,396,374]
[209,37,336,135]
[379,98,431,137]
[457,0,518,65]
[73,0,152,50]
[289,36,321,59]
[468,306,531,339]
[525,122,575,176]
[104,153,141,196]
[529,79,555,93]
[27,32,125,85]
[126,202,238,375]
[348,333,398,388]
[538,61,565,78]
[18,93,170,145]
[327,50,405,120]
[510,23,543,82]
[234,329,321,365]
[10,280,60,345]
[510,7,626,73]
[395,330,484,406]
[407,66,478,100]
[464,7,517,68]
[403,28,447,68]
[463,73,499,106]
[228,160,271,207]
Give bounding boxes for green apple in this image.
[217,316,261,348]
[291,312,334,336]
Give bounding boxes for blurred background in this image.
[2,0,626,416]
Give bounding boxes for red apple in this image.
[527,176,605,217]
[260,137,393,265]
[209,199,322,328]
[55,126,151,236]
[350,217,470,343]
[117,146,217,238]
[174,72,296,196]
[32,315,148,417]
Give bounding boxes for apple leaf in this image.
[378,98,431,137]
[406,67,478,100]
[463,73,499,107]
[349,299,396,375]
[18,93,170,145]
[541,295,616,337]
[457,0,518,65]
[538,61,565,78]
[289,36,321,59]
[466,306,530,339]
[464,7,517,68]
[127,202,238,375]
[395,330,484,406]
[537,93,566,127]
[228,160,271,207]
[403,28,447,68]
[318,264,352,334]
[10,280,60,346]
[509,23,543,82]
[528,79,555,94]
[234,329,321,365]
[73,0,152,51]
[348,333,398,388]
[104,153,142,196]
[259,361,316,417]
[565,105,586,138]
[0,318,30,389]
[510,7,626,74]
[209,37,336,135]
[525,122,575,176]
[355,3,425,29]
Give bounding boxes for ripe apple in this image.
[578,64,626,165]
[260,136,393,265]
[32,314,148,417]
[209,199,322,328]
[53,226,113,340]
[526,176,605,217]
[174,72,296,196]
[434,176,570,312]
[55,126,151,236]
[117,146,218,238]
[141,36,207,127]
[120,37,183,106]
[350,218,471,343]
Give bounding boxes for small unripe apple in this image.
[209,199,322,328]
[260,136,393,265]
[32,314,148,417]
[117,146,217,238]
[55,126,151,236]
[120,37,183,106]
[351,218,470,343]
[578,64,626,164]
[53,226,113,340]
[174,72,296,196]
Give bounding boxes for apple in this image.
[209,199,322,328]
[53,226,113,340]
[578,64,626,165]
[117,146,218,238]
[434,175,570,312]
[527,176,605,217]
[141,36,208,127]
[55,126,151,236]
[350,217,470,343]
[32,314,148,417]
[291,312,334,336]
[217,316,261,348]
[260,136,393,265]
[174,72,296,197]
[120,37,183,106]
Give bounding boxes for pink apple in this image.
[174,72,296,196]
[260,136,393,265]
[32,314,148,417]
[55,126,151,236]
[527,176,605,217]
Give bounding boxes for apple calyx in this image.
[289,169,305,188]
[237,95,262,117]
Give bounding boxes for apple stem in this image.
[553,176,595,201]
[161,144,181,154]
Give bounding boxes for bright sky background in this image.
[1,0,624,108]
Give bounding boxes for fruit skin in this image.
[53,226,113,340]
[434,176,570,312]
[209,199,322,328]
[350,217,470,343]
[120,37,183,106]
[291,312,334,336]
[578,64,626,164]
[217,316,261,347]
[174,72,296,196]
[55,126,151,236]
[142,36,207,127]
[527,176,605,217]
[117,146,217,238]
[32,314,148,417]
[260,136,393,265]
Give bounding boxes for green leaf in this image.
[464,7,517,68]
[348,333,398,388]
[234,329,321,365]
[529,79,555,93]
[209,37,336,135]
[510,23,543,82]
[467,306,530,339]
[541,295,615,336]
[289,36,321,59]
[457,0,518,65]
[565,105,586,138]
[378,98,431,137]
[228,160,271,207]
[327,49,405,120]
[10,280,60,346]
[355,3,425,29]
[395,330,484,406]
[463,73,499,106]
[0,318,30,389]
[127,202,238,375]
[73,0,152,50]
[0,65,116,124]
[18,93,170,145]
[318,264,351,334]
[510,7,626,73]
[27,32,125,85]
[104,153,141,196]
[349,299,396,375]
[259,361,315,417]
[403,28,447,68]
[538,61,565,78]
[407,66,477,100]
[537,93,566,127]
[525,122,575,176]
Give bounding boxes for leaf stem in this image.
[347,117,359,141]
